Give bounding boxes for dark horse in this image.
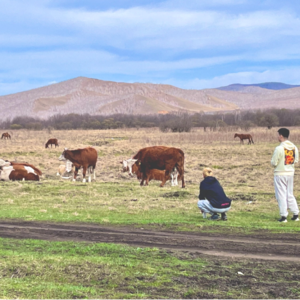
[234,133,254,144]
[1,132,11,140]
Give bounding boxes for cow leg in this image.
[82,166,87,183]
[160,170,169,187]
[171,172,175,186]
[73,167,79,182]
[88,167,92,183]
[140,173,147,186]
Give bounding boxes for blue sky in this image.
[1,0,300,95]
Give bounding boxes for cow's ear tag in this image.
[138,162,141,165]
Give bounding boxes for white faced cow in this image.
[59,147,97,183]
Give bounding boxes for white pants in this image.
[274,175,299,217]
[197,200,231,215]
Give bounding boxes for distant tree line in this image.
[1,108,300,132]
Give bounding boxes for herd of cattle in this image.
[0,137,185,187]
[0,132,254,185]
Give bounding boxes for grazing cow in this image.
[45,138,59,148]
[59,147,97,182]
[0,159,41,181]
[1,132,11,140]
[234,133,254,145]
[122,146,185,187]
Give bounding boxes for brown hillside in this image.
[0,76,300,119]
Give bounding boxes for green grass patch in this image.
[0,180,299,234]
[0,238,299,299]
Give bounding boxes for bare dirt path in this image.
[0,220,299,262]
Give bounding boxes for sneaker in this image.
[221,212,227,221]
[278,216,287,223]
[291,215,299,221]
[209,213,220,220]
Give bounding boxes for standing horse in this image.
[1,132,11,140]
[234,133,254,144]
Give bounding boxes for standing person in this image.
[197,168,231,221]
[271,128,299,222]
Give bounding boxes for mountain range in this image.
[0,77,300,120]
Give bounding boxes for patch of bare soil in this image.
[0,220,299,262]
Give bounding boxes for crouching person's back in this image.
[197,168,231,221]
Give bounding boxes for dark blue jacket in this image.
[199,176,231,209]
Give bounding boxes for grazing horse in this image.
[1,132,11,140]
[234,133,254,145]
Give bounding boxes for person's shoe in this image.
[221,212,227,221]
[209,213,220,220]
[291,215,299,221]
[278,216,287,223]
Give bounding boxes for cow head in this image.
[234,133,238,138]
[45,142,49,148]
[59,148,68,161]
[120,159,138,176]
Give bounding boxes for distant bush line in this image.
[1,109,300,132]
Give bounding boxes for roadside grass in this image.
[0,179,299,233]
[1,238,299,299]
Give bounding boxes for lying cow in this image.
[0,159,42,181]
[57,160,75,179]
[59,147,97,182]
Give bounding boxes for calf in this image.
[59,147,97,182]
[45,138,59,148]
[123,162,179,186]
[122,146,185,187]
[57,160,75,179]
[147,168,180,186]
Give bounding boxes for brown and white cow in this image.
[0,159,41,181]
[1,132,11,140]
[45,138,59,148]
[121,146,185,187]
[59,147,97,182]
[123,162,180,186]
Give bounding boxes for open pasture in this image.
[1,127,300,299]
[1,127,300,230]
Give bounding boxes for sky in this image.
[1,0,300,95]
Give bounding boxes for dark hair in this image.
[278,128,289,138]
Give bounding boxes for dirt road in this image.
[0,220,299,262]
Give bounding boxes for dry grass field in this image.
[1,127,300,299]
[1,126,300,230]
[0,128,300,225]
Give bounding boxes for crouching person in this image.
[197,168,232,221]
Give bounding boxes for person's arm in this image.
[295,147,299,164]
[199,182,205,200]
[271,146,281,167]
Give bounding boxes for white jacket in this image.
[271,140,299,175]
